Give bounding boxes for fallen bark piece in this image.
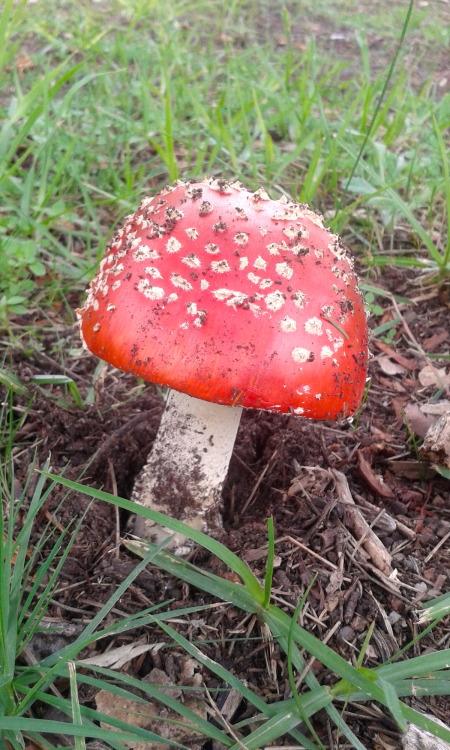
[332,469,393,576]
[402,714,450,750]
[420,410,450,470]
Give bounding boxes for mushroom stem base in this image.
[132,390,243,554]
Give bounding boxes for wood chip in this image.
[422,329,449,351]
[420,411,450,469]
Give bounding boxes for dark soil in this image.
[4,265,450,748]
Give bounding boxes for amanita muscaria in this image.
[78,177,369,553]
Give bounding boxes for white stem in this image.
[132,390,242,554]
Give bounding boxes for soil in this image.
[5,265,450,748]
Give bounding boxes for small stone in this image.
[337,625,355,643]
[388,611,402,626]
[436,522,450,538]
[351,615,368,632]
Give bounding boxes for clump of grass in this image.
[33,473,450,750]
[0,0,448,328]
[0,402,234,749]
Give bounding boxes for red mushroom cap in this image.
[78,178,369,418]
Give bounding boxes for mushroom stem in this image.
[132,390,243,554]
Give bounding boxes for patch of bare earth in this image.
[5,266,450,747]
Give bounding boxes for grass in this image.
[2,423,450,748]
[1,0,450,747]
[7,470,448,750]
[0,0,449,328]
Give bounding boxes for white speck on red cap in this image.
[275,262,293,280]
[211,259,230,273]
[280,316,297,332]
[182,253,201,268]
[252,188,270,202]
[166,237,182,253]
[137,279,164,299]
[213,289,247,309]
[305,317,323,335]
[291,347,311,363]
[253,256,267,270]
[133,246,160,262]
[171,272,192,290]
[205,243,220,254]
[291,290,306,310]
[265,290,286,311]
[144,266,163,278]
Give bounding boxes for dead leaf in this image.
[79,642,154,669]
[388,461,433,479]
[377,355,407,376]
[373,341,418,371]
[403,402,436,438]
[418,364,450,388]
[95,689,207,749]
[357,451,394,499]
[326,568,344,595]
[377,375,406,392]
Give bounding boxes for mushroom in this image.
[77,178,369,554]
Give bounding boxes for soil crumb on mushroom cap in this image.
[77,178,369,419]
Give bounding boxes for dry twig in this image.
[332,469,393,576]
